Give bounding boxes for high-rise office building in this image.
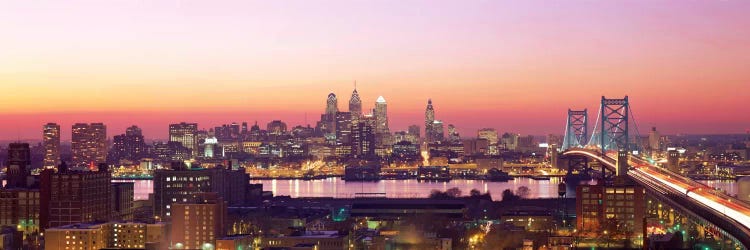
[408,125,421,139]
[477,128,499,145]
[214,123,241,141]
[110,125,146,163]
[169,122,198,157]
[447,124,460,143]
[71,123,107,168]
[318,93,339,135]
[5,143,31,188]
[326,92,338,116]
[349,87,362,122]
[352,121,375,158]
[335,112,353,144]
[425,99,436,142]
[40,168,112,228]
[43,123,61,169]
[501,133,519,151]
[432,120,445,142]
[648,127,661,153]
[374,96,389,134]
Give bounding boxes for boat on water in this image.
[416,166,452,182]
[486,168,514,182]
[529,175,551,180]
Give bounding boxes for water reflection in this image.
[249,177,581,200]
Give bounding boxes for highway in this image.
[564,148,750,244]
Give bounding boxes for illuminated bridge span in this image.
[562,96,750,249]
[563,148,750,248]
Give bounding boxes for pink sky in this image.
[1,1,749,140]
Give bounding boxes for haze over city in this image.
[1,1,749,140]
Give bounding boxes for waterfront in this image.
[122,177,598,201]
[11,176,750,201]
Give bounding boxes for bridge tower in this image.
[598,96,629,154]
[562,109,587,150]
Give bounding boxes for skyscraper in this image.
[349,87,362,122]
[109,125,146,163]
[352,121,375,158]
[408,125,421,139]
[326,92,338,116]
[72,123,107,168]
[374,96,389,134]
[169,122,198,157]
[432,120,445,142]
[425,99,435,142]
[477,128,499,145]
[318,93,339,135]
[447,124,460,143]
[335,112,353,144]
[43,123,61,169]
[648,127,661,153]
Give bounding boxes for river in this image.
[121,177,597,201]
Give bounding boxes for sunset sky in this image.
[1,1,749,140]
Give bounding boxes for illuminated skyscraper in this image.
[447,124,460,143]
[335,112,353,144]
[408,125,421,139]
[349,87,362,122]
[374,96,389,134]
[477,128,499,145]
[352,121,375,158]
[169,122,198,157]
[425,99,435,142]
[318,93,339,135]
[501,133,519,151]
[109,125,146,163]
[326,92,338,116]
[43,123,61,169]
[648,127,661,153]
[72,123,107,168]
[432,120,444,142]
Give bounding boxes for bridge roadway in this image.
[563,148,750,248]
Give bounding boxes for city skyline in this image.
[3,2,750,250]
[0,89,748,142]
[2,1,749,139]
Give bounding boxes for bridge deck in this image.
[564,148,750,248]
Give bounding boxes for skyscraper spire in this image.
[349,85,362,120]
[326,92,338,115]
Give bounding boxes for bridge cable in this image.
[628,105,644,153]
[587,103,602,148]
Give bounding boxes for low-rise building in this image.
[262,230,348,250]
